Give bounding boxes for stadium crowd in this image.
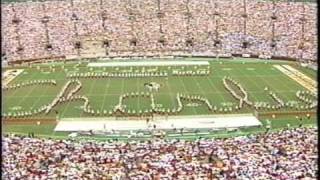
[2,0,317,62]
[2,127,317,179]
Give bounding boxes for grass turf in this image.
[3,58,316,119]
[2,57,317,139]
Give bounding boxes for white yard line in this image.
[209,70,228,104]
[3,69,24,86]
[282,65,317,91]
[163,77,178,110]
[121,78,124,94]
[60,97,74,117]
[205,77,232,106]
[78,80,97,117]
[178,78,198,114]
[29,72,59,110]
[137,78,140,110]
[14,73,41,107]
[231,68,263,102]
[8,71,38,98]
[274,65,316,93]
[256,66,297,101]
[191,77,208,98]
[282,65,316,86]
[101,78,112,111]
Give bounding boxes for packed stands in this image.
[2,0,317,63]
[2,127,317,179]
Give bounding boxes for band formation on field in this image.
[3,59,317,119]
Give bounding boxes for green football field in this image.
[3,58,317,119]
[2,57,317,138]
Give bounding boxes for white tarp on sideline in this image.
[55,114,261,132]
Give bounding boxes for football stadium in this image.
[2,0,318,179]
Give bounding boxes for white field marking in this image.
[256,101,269,104]
[9,106,22,110]
[273,65,305,90]
[287,101,299,105]
[88,61,209,67]
[186,103,201,107]
[13,72,40,107]
[222,68,232,71]
[221,102,234,106]
[178,78,197,114]
[191,76,208,100]
[247,66,292,102]
[274,65,316,93]
[259,65,304,102]
[246,68,255,70]
[100,78,112,112]
[282,65,316,87]
[3,69,24,86]
[29,71,60,111]
[205,76,227,104]
[231,67,259,102]
[112,78,125,111]
[137,78,140,110]
[60,81,85,117]
[165,77,180,109]
[67,71,78,75]
[79,79,99,117]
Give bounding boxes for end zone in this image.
[2,69,24,87]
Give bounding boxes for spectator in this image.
[2,127,317,179]
[1,0,317,62]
